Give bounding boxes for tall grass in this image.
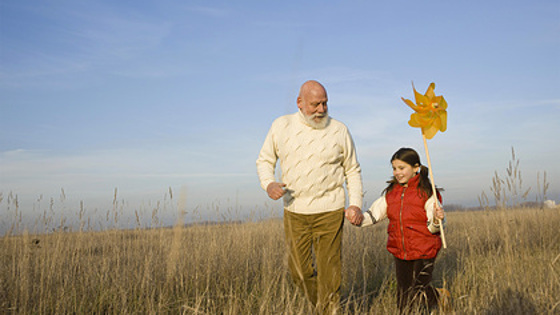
[1,205,559,314]
[479,147,550,210]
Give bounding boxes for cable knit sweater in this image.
[256,111,363,214]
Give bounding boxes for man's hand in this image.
[345,205,363,226]
[266,182,286,200]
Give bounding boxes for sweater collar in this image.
[401,173,420,188]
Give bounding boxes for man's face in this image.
[297,87,328,123]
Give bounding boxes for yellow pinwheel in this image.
[401,82,447,139]
[401,81,448,248]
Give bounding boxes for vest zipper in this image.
[400,187,407,260]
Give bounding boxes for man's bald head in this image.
[298,80,327,99]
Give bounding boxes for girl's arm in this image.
[425,195,445,233]
[360,196,387,227]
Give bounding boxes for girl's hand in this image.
[434,202,445,221]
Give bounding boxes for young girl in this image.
[361,147,448,313]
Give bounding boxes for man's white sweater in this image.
[256,111,363,214]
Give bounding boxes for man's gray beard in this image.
[304,113,329,129]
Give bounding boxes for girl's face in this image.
[392,159,419,186]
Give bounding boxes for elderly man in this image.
[256,80,363,313]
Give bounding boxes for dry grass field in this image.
[1,205,559,314]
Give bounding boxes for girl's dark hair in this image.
[382,147,435,198]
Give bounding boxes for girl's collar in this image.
[400,173,420,187]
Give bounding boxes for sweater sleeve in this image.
[256,125,278,191]
[341,127,363,209]
[361,196,387,227]
[425,195,444,233]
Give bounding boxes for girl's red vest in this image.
[385,174,442,260]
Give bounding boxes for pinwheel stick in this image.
[422,134,447,249]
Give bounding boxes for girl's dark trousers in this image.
[394,257,439,313]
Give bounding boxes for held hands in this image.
[345,206,363,226]
[266,182,286,200]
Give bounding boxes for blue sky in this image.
[1,1,559,229]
